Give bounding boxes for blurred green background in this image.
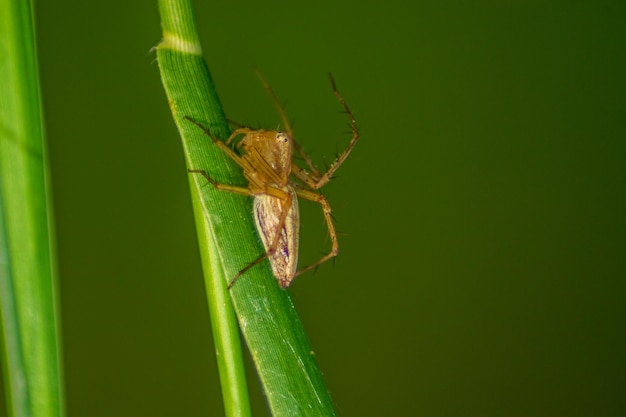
[4,0,625,416]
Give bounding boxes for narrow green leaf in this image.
[156,1,337,416]
[0,0,64,416]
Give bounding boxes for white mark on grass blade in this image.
[159,31,202,55]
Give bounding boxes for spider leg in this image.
[308,74,359,190]
[291,164,322,189]
[292,140,322,178]
[184,116,249,166]
[293,188,339,277]
[188,170,252,195]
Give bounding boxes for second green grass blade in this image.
[156,0,337,416]
[0,0,64,416]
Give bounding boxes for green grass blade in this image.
[0,0,64,416]
[156,1,337,416]
[157,2,251,416]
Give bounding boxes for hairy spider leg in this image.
[293,188,339,276]
[277,74,359,190]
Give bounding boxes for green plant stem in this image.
[156,1,337,416]
[157,1,251,416]
[0,0,64,416]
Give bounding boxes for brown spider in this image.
[185,71,358,289]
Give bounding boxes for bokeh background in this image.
[4,0,625,416]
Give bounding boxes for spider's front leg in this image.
[289,74,359,190]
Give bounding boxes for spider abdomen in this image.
[253,186,300,288]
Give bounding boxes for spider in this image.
[185,71,358,289]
